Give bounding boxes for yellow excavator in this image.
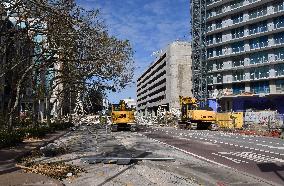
[178,96,216,130]
[111,100,137,132]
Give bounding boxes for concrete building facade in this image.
[206,0,284,113]
[137,41,192,116]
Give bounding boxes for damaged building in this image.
[136,41,192,116]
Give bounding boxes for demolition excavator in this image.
[178,96,216,130]
[110,100,137,132]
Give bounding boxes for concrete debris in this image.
[40,142,68,157]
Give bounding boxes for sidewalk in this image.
[0,130,69,185]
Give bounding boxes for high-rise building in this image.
[204,0,284,113]
[136,41,192,116]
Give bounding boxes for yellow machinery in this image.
[216,112,243,129]
[179,96,216,129]
[111,100,136,132]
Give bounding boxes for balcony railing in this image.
[276,86,284,93]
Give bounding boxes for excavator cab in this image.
[179,96,216,130]
[111,100,136,132]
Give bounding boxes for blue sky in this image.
[76,0,190,103]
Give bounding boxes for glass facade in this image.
[232,57,244,67]
[274,32,284,45]
[216,19,222,29]
[249,36,268,49]
[249,52,268,64]
[232,13,243,24]
[231,0,244,9]
[233,70,245,81]
[249,6,267,19]
[207,48,214,58]
[232,27,244,39]
[250,81,270,94]
[206,0,284,96]
[250,66,269,80]
[275,63,284,76]
[207,35,213,45]
[274,16,284,29]
[276,79,284,92]
[233,83,245,94]
[274,1,284,13]
[249,21,267,35]
[216,33,222,43]
[232,41,245,53]
[216,46,222,56]
[275,48,284,61]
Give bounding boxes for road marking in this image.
[215,151,284,163]
[148,137,231,168]
[256,143,284,150]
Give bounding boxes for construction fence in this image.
[243,111,283,130]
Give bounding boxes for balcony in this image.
[250,41,268,50]
[276,86,284,93]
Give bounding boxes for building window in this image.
[207,22,213,32]
[232,41,244,53]
[207,74,214,85]
[274,32,284,45]
[231,0,244,9]
[207,62,214,71]
[216,19,222,29]
[250,81,270,94]
[217,74,223,83]
[206,35,213,45]
[250,66,269,80]
[216,46,222,56]
[216,60,223,70]
[207,48,214,58]
[274,1,284,13]
[249,52,268,64]
[275,63,284,77]
[249,21,267,35]
[215,6,222,15]
[233,83,245,95]
[249,36,268,49]
[215,33,222,43]
[207,0,217,5]
[276,79,284,93]
[232,13,243,24]
[232,57,244,67]
[207,10,213,18]
[249,0,258,4]
[274,16,284,29]
[233,70,245,81]
[232,27,244,39]
[275,48,284,61]
[249,6,267,19]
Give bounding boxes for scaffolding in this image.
[191,0,207,103]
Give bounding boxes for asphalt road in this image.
[142,127,284,185]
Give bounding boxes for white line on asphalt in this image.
[149,138,231,168]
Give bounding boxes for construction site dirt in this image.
[14,124,283,186]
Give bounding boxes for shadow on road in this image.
[257,163,284,182]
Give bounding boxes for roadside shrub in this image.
[50,122,74,131]
[0,129,25,148]
[25,126,50,138]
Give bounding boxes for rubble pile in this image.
[19,162,85,180]
[136,107,181,127]
[40,142,68,157]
